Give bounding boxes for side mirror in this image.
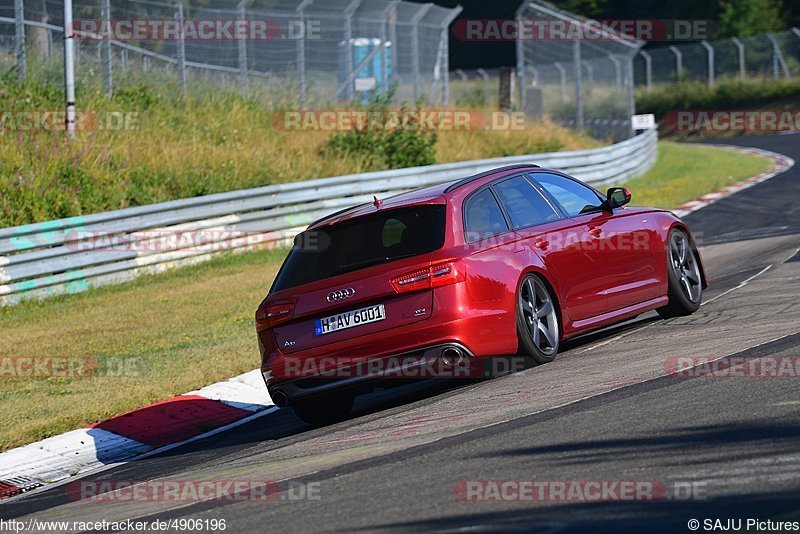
[606,187,631,210]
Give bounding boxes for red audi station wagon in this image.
[256,164,706,424]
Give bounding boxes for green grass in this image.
[0,76,597,228]
[620,142,772,209]
[0,141,773,451]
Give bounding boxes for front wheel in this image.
[516,274,560,365]
[292,393,354,426]
[657,228,703,318]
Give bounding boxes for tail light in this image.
[255,302,294,332]
[390,261,465,293]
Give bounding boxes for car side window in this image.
[492,176,560,229]
[533,173,604,217]
[464,189,509,242]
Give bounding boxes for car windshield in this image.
[270,204,446,292]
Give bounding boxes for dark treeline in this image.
[416,0,800,68]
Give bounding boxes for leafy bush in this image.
[322,97,438,169]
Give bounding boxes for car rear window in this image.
[270,204,446,293]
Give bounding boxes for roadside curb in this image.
[672,145,795,218]
[0,369,274,501]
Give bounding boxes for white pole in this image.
[63,0,76,136]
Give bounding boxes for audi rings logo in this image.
[327,288,355,302]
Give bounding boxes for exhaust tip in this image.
[441,346,465,367]
[271,389,289,408]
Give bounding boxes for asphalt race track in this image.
[4,134,800,533]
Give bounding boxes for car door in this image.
[531,171,661,312]
[490,175,607,322]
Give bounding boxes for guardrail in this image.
[0,129,657,305]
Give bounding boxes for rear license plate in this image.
[315,304,386,336]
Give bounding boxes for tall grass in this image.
[0,73,596,227]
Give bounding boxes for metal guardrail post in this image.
[700,40,714,86]
[731,37,745,81]
[14,0,25,82]
[639,50,652,92]
[101,0,112,97]
[669,45,682,81]
[174,0,187,95]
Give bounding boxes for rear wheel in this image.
[516,274,560,364]
[292,393,354,426]
[657,228,703,318]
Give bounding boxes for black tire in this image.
[292,393,355,426]
[516,273,560,365]
[657,228,703,319]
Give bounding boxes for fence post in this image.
[581,60,593,89]
[174,0,187,95]
[101,0,112,97]
[553,62,566,102]
[342,0,362,100]
[669,45,682,81]
[387,2,397,95]
[731,37,745,81]
[639,50,652,92]
[608,54,621,89]
[410,3,433,102]
[14,0,25,83]
[237,0,253,91]
[766,33,791,80]
[700,40,714,86]
[515,3,526,110]
[63,0,76,136]
[441,6,461,108]
[296,0,312,106]
[625,56,635,138]
[476,67,490,103]
[573,41,584,132]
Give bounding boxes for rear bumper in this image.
[264,342,474,406]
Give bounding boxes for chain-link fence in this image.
[0,0,462,106]
[636,29,800,90]
[516,1,643,143]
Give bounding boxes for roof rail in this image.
[443,164,539,193]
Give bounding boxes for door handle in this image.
[588,226,602,238]
[533,239,550,251]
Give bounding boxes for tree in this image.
[719,0,786,37]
